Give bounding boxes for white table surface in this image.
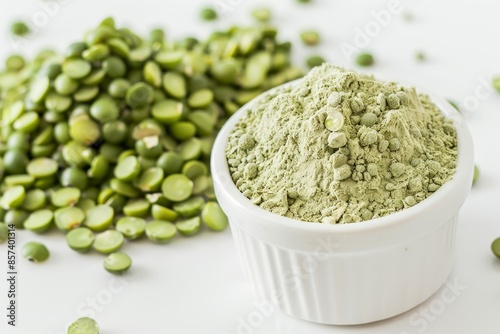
[1,0,500,333]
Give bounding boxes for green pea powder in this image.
[226,64,458,223]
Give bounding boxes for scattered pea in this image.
[163,72,187,99]
[60,167,89,190]
[146,220,177,243]
[88,155,110,180]
[306,55,326,68]
[54,74,79,95]
[416,51,426,61]
[24,209,54,233]
[178,138,202,161]
[493,77,500,93]
[115,216,147,239]
[51,188,81,207]
[70,118,101,145]
[77,198,96,213]
[4,210,29,229]
[135,167,164,192]
[403,11,415,22]
[150,28,165,45]
[63,59,92,79]
[300,30,320,46]
[68,317,99,334]
[5,175,35,188]
[104,252,132,274]
[193,175,211,195]
[105,194,127,213]
[66,227,95,252]
[1,186,25,209]
[66,42,87,58]
[157,152,183,175]
[104,56,126,78]
[114,155,141,181]
[188,111,215,136]
[162,174,193,202]
[151,204,179,221]
[84,205,114,232]
[472,165,479,186]
[54,207,85,231]
[200,7,218,21]
[188,89,214,109]
[356,52,374,67]
[176,217,201,236]
[123,199,151,217]
[92,230,124,254]
[90,96,119,123]
[202,202,229,231]
[448,100,460,112]
[10,21,30,36]
[182,161,208,180]
[3,150,28,174]
[152,100,183,124]
[170,122,196,141]
[13,112,40,133]
[97,188,114,205]
[110,178,141,198]
[83,44,110,61]
[252,8,272,23]
[22,242,50,262]
[0,223,8,243]
[146,193,170,207]
[6,55,25,71]
[27,158,58,178]
[173,196,205,218]
[492,237,500,259]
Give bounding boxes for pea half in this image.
[68,317,100,334]
[104,252,132,275]
[22,242,50,262]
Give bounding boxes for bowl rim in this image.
[211,78,474,235]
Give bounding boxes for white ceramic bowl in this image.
[211,81,474,325]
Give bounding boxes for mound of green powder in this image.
[226,64,458,224]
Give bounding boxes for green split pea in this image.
[0,16,303,273]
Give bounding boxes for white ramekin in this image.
[211,81,474,325]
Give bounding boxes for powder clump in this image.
[226,64,458,224]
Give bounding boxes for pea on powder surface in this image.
[226,64,458,224]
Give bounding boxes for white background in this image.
[1,0,500,333]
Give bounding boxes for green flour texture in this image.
[226,64,458,223]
